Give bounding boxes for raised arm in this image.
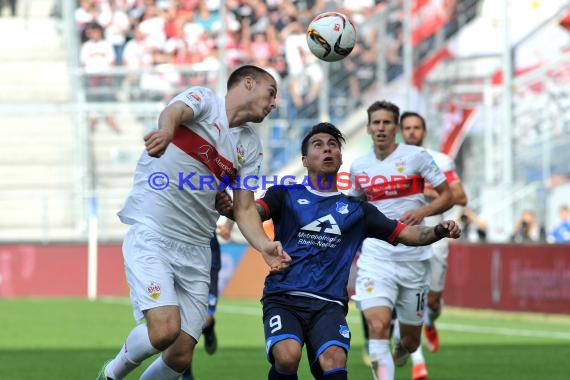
[144,101,195,157]
[232,188,290,272]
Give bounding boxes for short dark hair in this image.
[366,100,400,125]
[226,65,275,90]
[400,111,427,130]
[301,122,345,156]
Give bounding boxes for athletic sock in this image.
[369,339,394,379]
[268,365,298,380]
[140,355,183,380]
[106,324,160,379]
[411,345,425,365]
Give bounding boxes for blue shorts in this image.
[262,294,351,377]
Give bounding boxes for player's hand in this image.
[437,220,461,239]
[144,129,174,157]
[260,241,291,273]
[215,191,233,219]
[399,209,425,225]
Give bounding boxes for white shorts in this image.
[424,206,463,293]
[353,260,431,325]
[123,223,211,341]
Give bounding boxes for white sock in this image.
[140,355,183,380]
[369,339,394,380]
[411,345,425,365]
[107,324,160,379]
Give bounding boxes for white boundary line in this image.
[100,299,570,341]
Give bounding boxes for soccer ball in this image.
[306,12,356,62]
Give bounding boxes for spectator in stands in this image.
[76,0,98,34]
[287,47,323,131]
[459,208,487,242]
[97,0,130,66]
[80,22,120,133]
[0,0,16,17]
[342,40,379,109]
[549,205,570,244]
[511,210,545,243]
[123,25,155,100]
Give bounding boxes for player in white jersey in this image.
[400,111,468,380]
[348,101,454,380]
[97,65,291,380]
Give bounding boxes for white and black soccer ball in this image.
[306,12,356,62]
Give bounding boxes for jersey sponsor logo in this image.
[172,126,237,182]
[146,281,161,299]
[301,214,341,235]
[363,177,424,201]
[339,324,350,339]
[336,201,349,215]
[297,199,310,205]
[198,145,214,162]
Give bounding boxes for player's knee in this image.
[162,348,193,372]
[273,342,302,372]
[399,334,420,352]
[319,346,347,371]
[366,318,391,338]
[145,307,183,350]
[147,322,181,351]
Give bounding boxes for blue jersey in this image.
[257,185,404,304]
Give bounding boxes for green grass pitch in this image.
[0,298,569,379]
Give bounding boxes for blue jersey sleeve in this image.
[362,201,405,245]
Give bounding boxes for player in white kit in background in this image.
[97,65,291,380]
[348,101,454,380]
[400,111,468,380]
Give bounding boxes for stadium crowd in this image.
[73,0,397,106]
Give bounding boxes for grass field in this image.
[1,298,569,379]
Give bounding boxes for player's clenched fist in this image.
[144,129,173,157]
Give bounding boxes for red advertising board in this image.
[0,244,126,297]
[446,243,570,314]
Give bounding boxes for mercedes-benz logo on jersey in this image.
[198,145,214,162]
[301,214,341,235]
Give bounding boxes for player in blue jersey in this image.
[218,122,460,380]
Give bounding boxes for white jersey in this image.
[349,144,446,261]
[424,148,463,224]
[118,86,263,246]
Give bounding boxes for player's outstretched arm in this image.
[232,189,291,272]
[396,220,461,246]
[145,101,195,157]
